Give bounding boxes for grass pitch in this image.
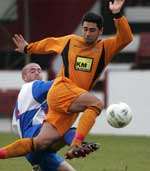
[0,133,150,171]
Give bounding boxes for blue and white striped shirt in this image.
[12,80,53,138]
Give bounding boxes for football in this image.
[106,102,132,128]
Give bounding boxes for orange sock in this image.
[0,138,34,159]
[71,107,100,146]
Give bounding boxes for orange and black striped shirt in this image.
[26,16,133,91]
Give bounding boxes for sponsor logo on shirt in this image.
[75,56,93,72]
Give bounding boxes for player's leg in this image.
[65,92,103,158]
[68,92,103,113]
[26,150,43,171]
[46,78,102,158]
[0,138,34,159]
[46,127,76,152]
[32,165,42,171]
[30,159,75,171]
[47,77,103,145]
[0,126,74,159]
[57,161,76,171]
[68,92,104,146]
[33,122,61,150]
[0,122,61,159]
[33,122,88,152]
[26,128,76,171]
[37,152,75,171]
[31,160,76,171]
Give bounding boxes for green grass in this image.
[0,133,150,171]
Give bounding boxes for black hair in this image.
[82,12,104,29]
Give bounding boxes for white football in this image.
[106,102,132,128]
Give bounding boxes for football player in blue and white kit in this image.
[12,63,76,171]
[0,63,99,169]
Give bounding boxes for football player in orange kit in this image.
[0,0,133,160]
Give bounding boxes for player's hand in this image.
[12,34,28,53]
[109,0,125,14]
[65,142,100,160]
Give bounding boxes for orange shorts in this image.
[45,76,87,135]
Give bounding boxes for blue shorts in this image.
[26,151,64,171]
[24,126,76,171]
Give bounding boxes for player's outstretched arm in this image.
[12,34,28,53]
[109,0,125,14]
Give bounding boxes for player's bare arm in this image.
[12,34,28,53]
[109,0,125,14]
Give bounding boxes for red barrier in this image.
[0,90,19,117]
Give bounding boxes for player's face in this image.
[23,64,42,82]
[82,21,102,44]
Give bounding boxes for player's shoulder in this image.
[70,34,82,40]
[32,80,53,87]
[20,80,45,93]
[56,34,75,40]
[32,80,53,92]
[96,36,114,47]
[59,34,82,44]
[18,82,35,101]
[21,81,35,90]
[68,34,84,45]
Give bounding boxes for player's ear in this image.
[22,74,27,82]
[99,27,103,35]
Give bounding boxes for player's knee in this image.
[89,98,104,115]
[57,161,76,171]
[96,99,104,111]
[33,122,61,151]
[82,93,104,112]
[33,136,58,151]
[69,94,104,113]
[33,138,49,150]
